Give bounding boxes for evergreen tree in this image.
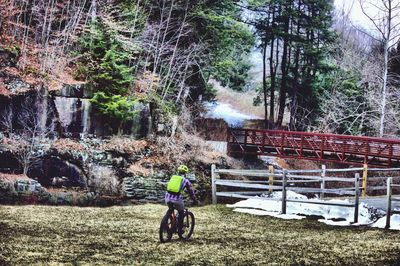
[192,0,255,91]
[247,0,334,129]
[78,19,137,133]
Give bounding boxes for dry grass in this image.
[1,204,400,265]
[284,158,321,171]
[153,134,242,170]
[53,139,88,153]
[100,137,148,154]
[0,40,80,97]
[0,173,30,183]
[127,163,152,176]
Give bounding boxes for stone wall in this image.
[123,176,167,203]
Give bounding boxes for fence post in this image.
[320,165,326,199]
[211,164,217,204]
[386,177,392,229]
[268,166,274,193]
[362,164,368,197]
[226,128,231,155]
[354,173,360,224]
[281,170,287,214]
[244,129,248,149]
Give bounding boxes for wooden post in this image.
[362,164,368,197]
[211,164,217,204]
[268,166,274,193]
[226,128,231,155]
[386,177,392,229]
[354,173,360,224]
[281,170,287,214]
[320,165,326,199]
[244,129,248,149]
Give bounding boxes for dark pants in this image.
[167,201,185,234]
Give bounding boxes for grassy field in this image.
[1,204,400,265]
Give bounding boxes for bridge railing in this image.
[227,128,400,167]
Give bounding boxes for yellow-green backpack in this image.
[167,175,184,193]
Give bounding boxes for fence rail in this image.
[212,164,362,223]
[214,164,400,197]
[386,177,400,228]
[227,128,400,167]
[213,164,400,224]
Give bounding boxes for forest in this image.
[1,0,400,199]
[1,0,400,137]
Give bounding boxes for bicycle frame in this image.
[170,210,177,231]
[160,207,194,243]
[168,208,187,233]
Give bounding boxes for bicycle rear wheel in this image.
[159,212,174,243]
[178,210,195,240]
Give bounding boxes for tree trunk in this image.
[277,8,290,127]
[379,40,389,137]
[118,121,124,136]
[162,0,189,100]
[270,38,279,123]
[269,7,277,123]
[262,37,268,128]
[91,0,97,22]
[289,2,301,131]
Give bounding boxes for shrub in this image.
[88,166,120,196]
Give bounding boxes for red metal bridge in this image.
[227,128,400,167]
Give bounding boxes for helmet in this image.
[177,165,189,174]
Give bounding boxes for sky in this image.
[334,0,370,25]
[334,0,378,38]
[334,0,400,44]
[334,0,400,34]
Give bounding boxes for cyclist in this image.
[165,165,198,235]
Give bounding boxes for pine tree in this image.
[249,0,334,129]
[78,19,137,134]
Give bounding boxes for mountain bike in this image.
[159,207,195,243]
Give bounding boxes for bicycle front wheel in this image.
[178,211,195,240]
[159,212,174,243]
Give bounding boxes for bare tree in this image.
[133,0,207,105]
[4,91,55,176]
[357,0,400,137]
[90,0,97,23]
[0,105,13,133]
[305,9,384,136]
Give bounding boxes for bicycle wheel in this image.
[178,210,195,240]
[159,212,174,243]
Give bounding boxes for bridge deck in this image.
[227,128,400,167]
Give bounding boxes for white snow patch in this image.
[233,208,305,220]
[318,219,352,226]
[227,191,400,230]
[268,190,308,200]
[259,156,283,168]
[205,102,259,126]
[371,215,400,230]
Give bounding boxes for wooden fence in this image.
[386,177,400,228]
[212,165,400,224]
